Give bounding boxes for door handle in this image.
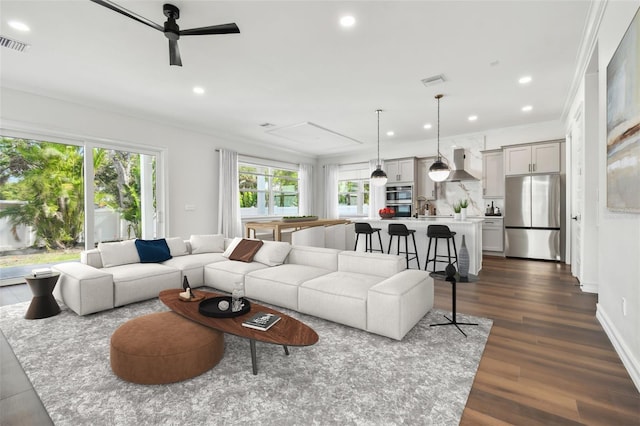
[572,216,579,221]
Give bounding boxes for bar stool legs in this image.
[425,225,458,272]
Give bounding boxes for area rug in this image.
[0,292,492,426]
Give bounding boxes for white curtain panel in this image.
[368,159,386,218]
[217,149,243,238]
[323,164,339,219]
[298,163,314,216]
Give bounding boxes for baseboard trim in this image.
[579,281,598,294]
[596,304,640,393]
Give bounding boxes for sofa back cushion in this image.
[338,251,406,278]
[190,234,225,254]
[135,239,173,263]
[98,240,140,268]
[166,237,189,257]
[286,246,340,271]
[253,241,292,266]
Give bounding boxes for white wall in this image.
[0,87,315,240]
[566,2,640,391]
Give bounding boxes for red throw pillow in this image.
[229,239,264,263]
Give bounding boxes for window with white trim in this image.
[239,159,299,217]
[338,163,370,217]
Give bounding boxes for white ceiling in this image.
[0,1,591,157]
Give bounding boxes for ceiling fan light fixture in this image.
[370,109,388,186]
[428,94,450,182]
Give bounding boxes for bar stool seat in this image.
[387,223,420,269]
[425,225,458,272]
[354,222,384,253]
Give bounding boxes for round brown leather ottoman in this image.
[110,311,224,384]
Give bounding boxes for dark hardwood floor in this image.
[1,256,638,425]
[453,256,639,425]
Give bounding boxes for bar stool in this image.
[387,223,420,269]
[354,223,384,253]
[424,225,458,272]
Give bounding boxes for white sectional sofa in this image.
[53,235,434,340]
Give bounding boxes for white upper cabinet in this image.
[416,158,437,200]
[531,143,561,173]
[482,150,504,198]
[384,158,415,183]
[504,142,560,175]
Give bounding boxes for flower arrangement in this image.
[379,207,395,219]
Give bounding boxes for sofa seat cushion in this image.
[245,264,332,310]
[163,252,225,270]
[298,271,384,330]
[204,260,268,293]
[106,263,180,307]
[162,252,226,287]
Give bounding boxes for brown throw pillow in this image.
[229,239,264,263]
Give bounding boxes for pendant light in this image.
[428,94,451,182]
[370,109,388,186]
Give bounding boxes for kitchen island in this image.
[354,217,483,274]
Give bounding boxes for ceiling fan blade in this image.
[169,39,182,66]
[89,0,164,32]
[179,23,240,36]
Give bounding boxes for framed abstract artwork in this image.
[606,8,640,213]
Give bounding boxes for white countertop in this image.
[354,216,485,224]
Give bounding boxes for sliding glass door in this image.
[0,135,164,283]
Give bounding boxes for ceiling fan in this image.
[90,0,240,66]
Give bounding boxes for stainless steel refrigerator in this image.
[504,174,564,261]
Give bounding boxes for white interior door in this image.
[569,109,584,281]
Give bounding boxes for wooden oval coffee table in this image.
[159,289,318,375]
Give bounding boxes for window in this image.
[338,164,370,217]
[239,160,299,217]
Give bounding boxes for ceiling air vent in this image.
[0,35,30,52]
[421,74,446,87]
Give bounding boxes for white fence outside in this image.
[0,201,134,251]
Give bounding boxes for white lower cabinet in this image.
[482,219,504,252]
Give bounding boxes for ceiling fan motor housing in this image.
[163,4,180,40]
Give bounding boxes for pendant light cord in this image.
[436,94,441,161]
[376,109,382,165]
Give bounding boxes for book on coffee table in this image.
[242,312,281,331]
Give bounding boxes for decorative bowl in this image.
[379,213,395,219]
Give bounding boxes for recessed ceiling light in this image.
[522,105,533,112]
[423,123,432,129]
[386,131,394,136]
[340,16,356,28]
[8,20,30,32]
[193,86,205,95]
[468,115,478,122]
[519,76,532,84]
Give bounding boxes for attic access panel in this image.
[266,122,363,152]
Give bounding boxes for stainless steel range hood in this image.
[445,148,479,181]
